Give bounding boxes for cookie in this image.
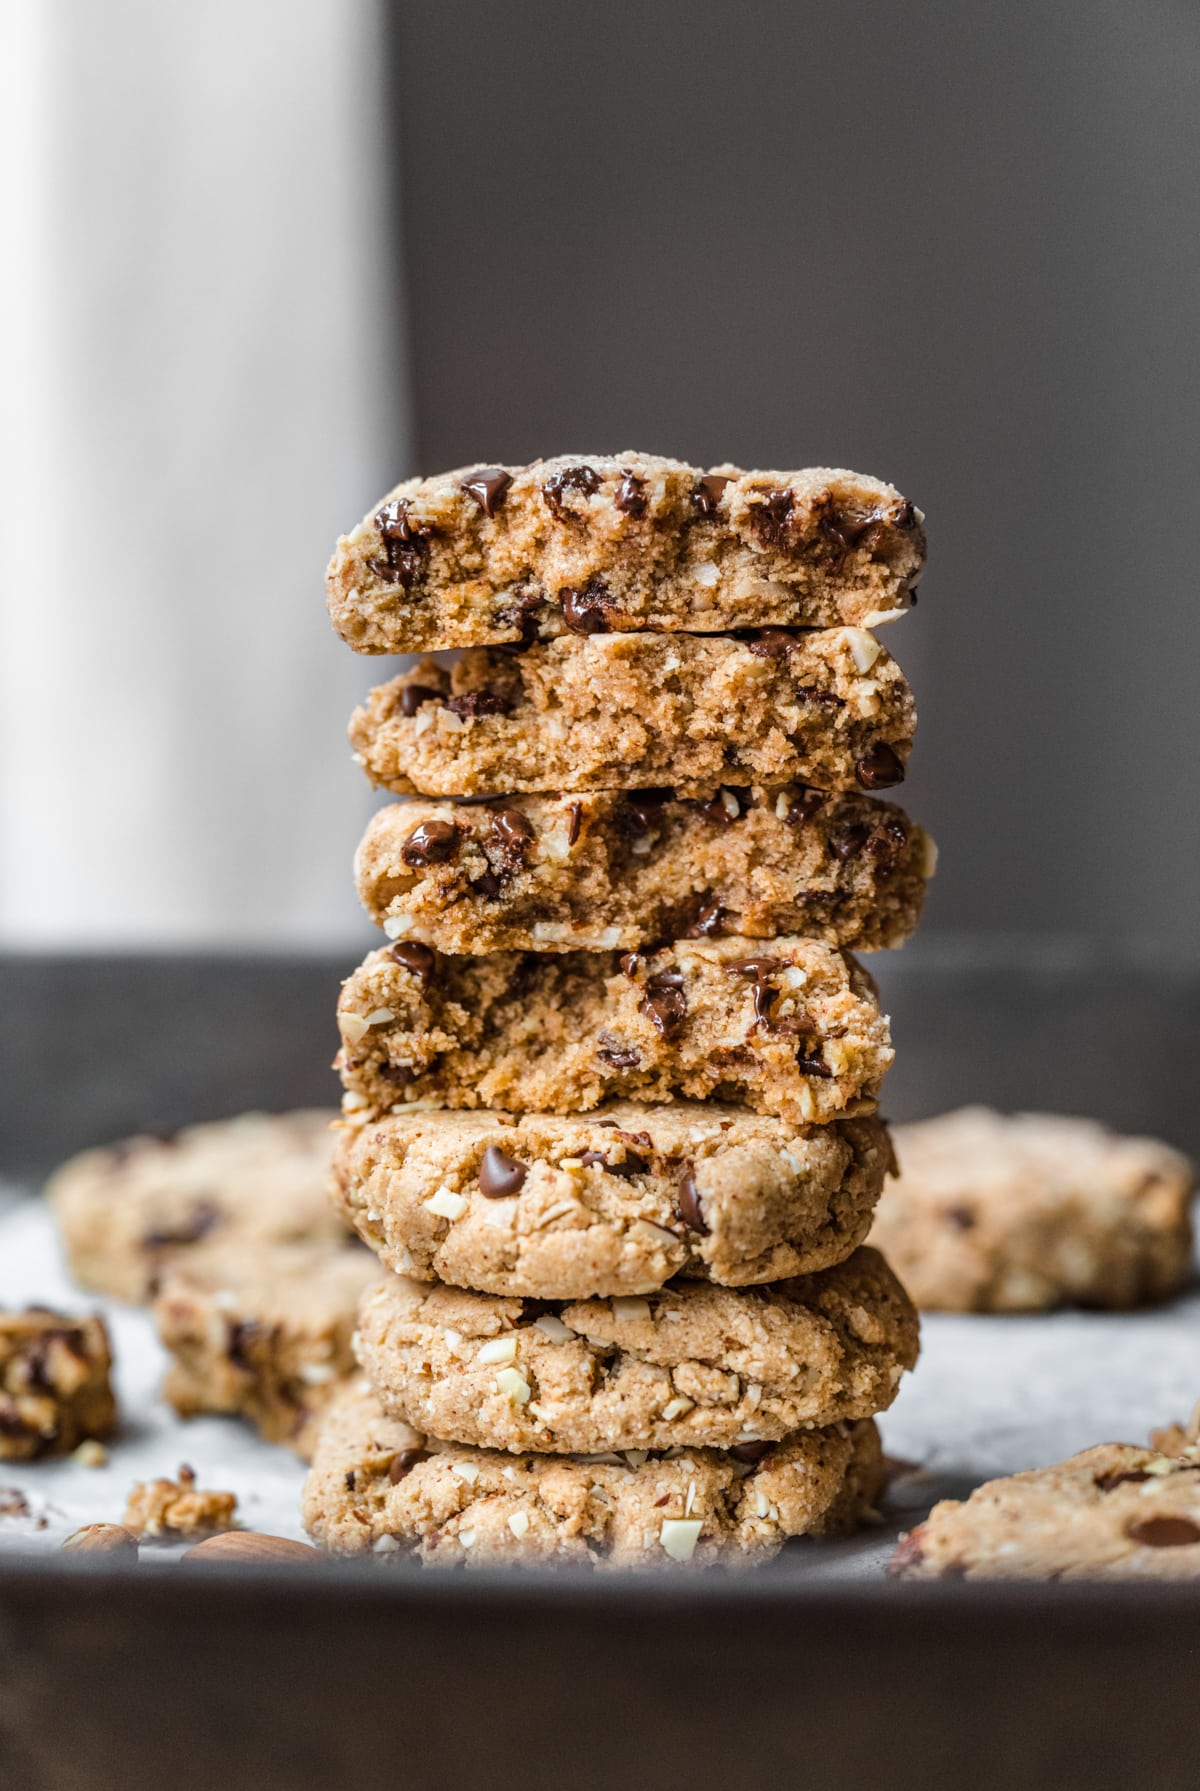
[334,1106,891,1298]
[356,786,934,956]
[327,453,924,653]
[338,937,892,1127]
[349,630,915,799]
[48,1110,344,1304]
[303,1381,884,1570]
[890,1444,1200,1581]
[870,1107,1196,1312]
[152,1240,378,1460]
[0,1308,116,1461]
[354,1246,917,1455]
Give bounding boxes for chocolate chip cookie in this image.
[48,1110,345,1304]
[333,1106,890,1298]
[870,1107,1196,1312]
[328,453,924,653]
[890,1444,1200,1580]
[0,1308,117,1461]
[357,786,933,955]
[349,629,915,799]
[153,1240,378,1460]
[304,1381,884,1569]
[337,938,892,1127]
[354,1246,917,1455]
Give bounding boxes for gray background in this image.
[390,0,1200,950]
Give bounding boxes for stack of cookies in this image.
[304,452,929,1569]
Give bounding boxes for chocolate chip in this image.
[490,806,535,867]
[691,474,730,515]
[494,589,545,652]
[400,820,460,867]
[388,1447,431,1483]
[639,969,687,1036]
[460,467,512,516]
[622,789,671,836]
[479,1146,528,1198]
[675,1169,708,1235]
[1126,1515,1200,1547]
[344,1472,356,1492]
[399,684,445,717]
[377,498,421,543]
[444,689,513,719]
[729,1440,774,1465]
[690,788,744,826]
[747,487,794,546]
[579,1149,648,1178]
[142,1200,222,1250]
[865,817,909,875]
[390,942,437,985]
[597,1035,640,1068]
[685,899,726,938]
[792,685,845,709]
[820,504,886,554]
[472,870,503,900]
[830,824,871,862]
[784,789,827,827]
[560,577,614,635]
[227,1320,261,1371]
[542,465,602,518]
[796,1053,833,1079]
[617,952,643,980]
[371,498,431,586]
[1096,1469,1152,1492]
[945,1205,976,1232]
[726,956,785,980]
[855,744,905,790]
[745,628,798,659]
[614,471,647,516]
[566,801,582,846]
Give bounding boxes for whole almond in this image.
[61,1523,139,1560]
[181,1531,322,1565]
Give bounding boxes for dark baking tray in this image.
[1,945,1198,1791]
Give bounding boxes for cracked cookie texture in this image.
[153,1240,377,1459]
[327,452,924,653]
[338,937,891,1127]
[354,1246,917,1455]
[48,1110,344,1304]
[333,1105,891,1298]
[356,786,932,956]
[871,1107,1195,1311]
[303,1381,884,1569]
[890,1444,1200,1581]
[349,629,915,799]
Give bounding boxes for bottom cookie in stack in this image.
[301,1229,918,1568]
[304,1382,885,1571]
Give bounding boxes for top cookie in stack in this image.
[327,452,924,651]
[308,452,926,1571]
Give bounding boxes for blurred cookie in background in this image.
[47,1110,344,1304]
[870,1106,1195,1312]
